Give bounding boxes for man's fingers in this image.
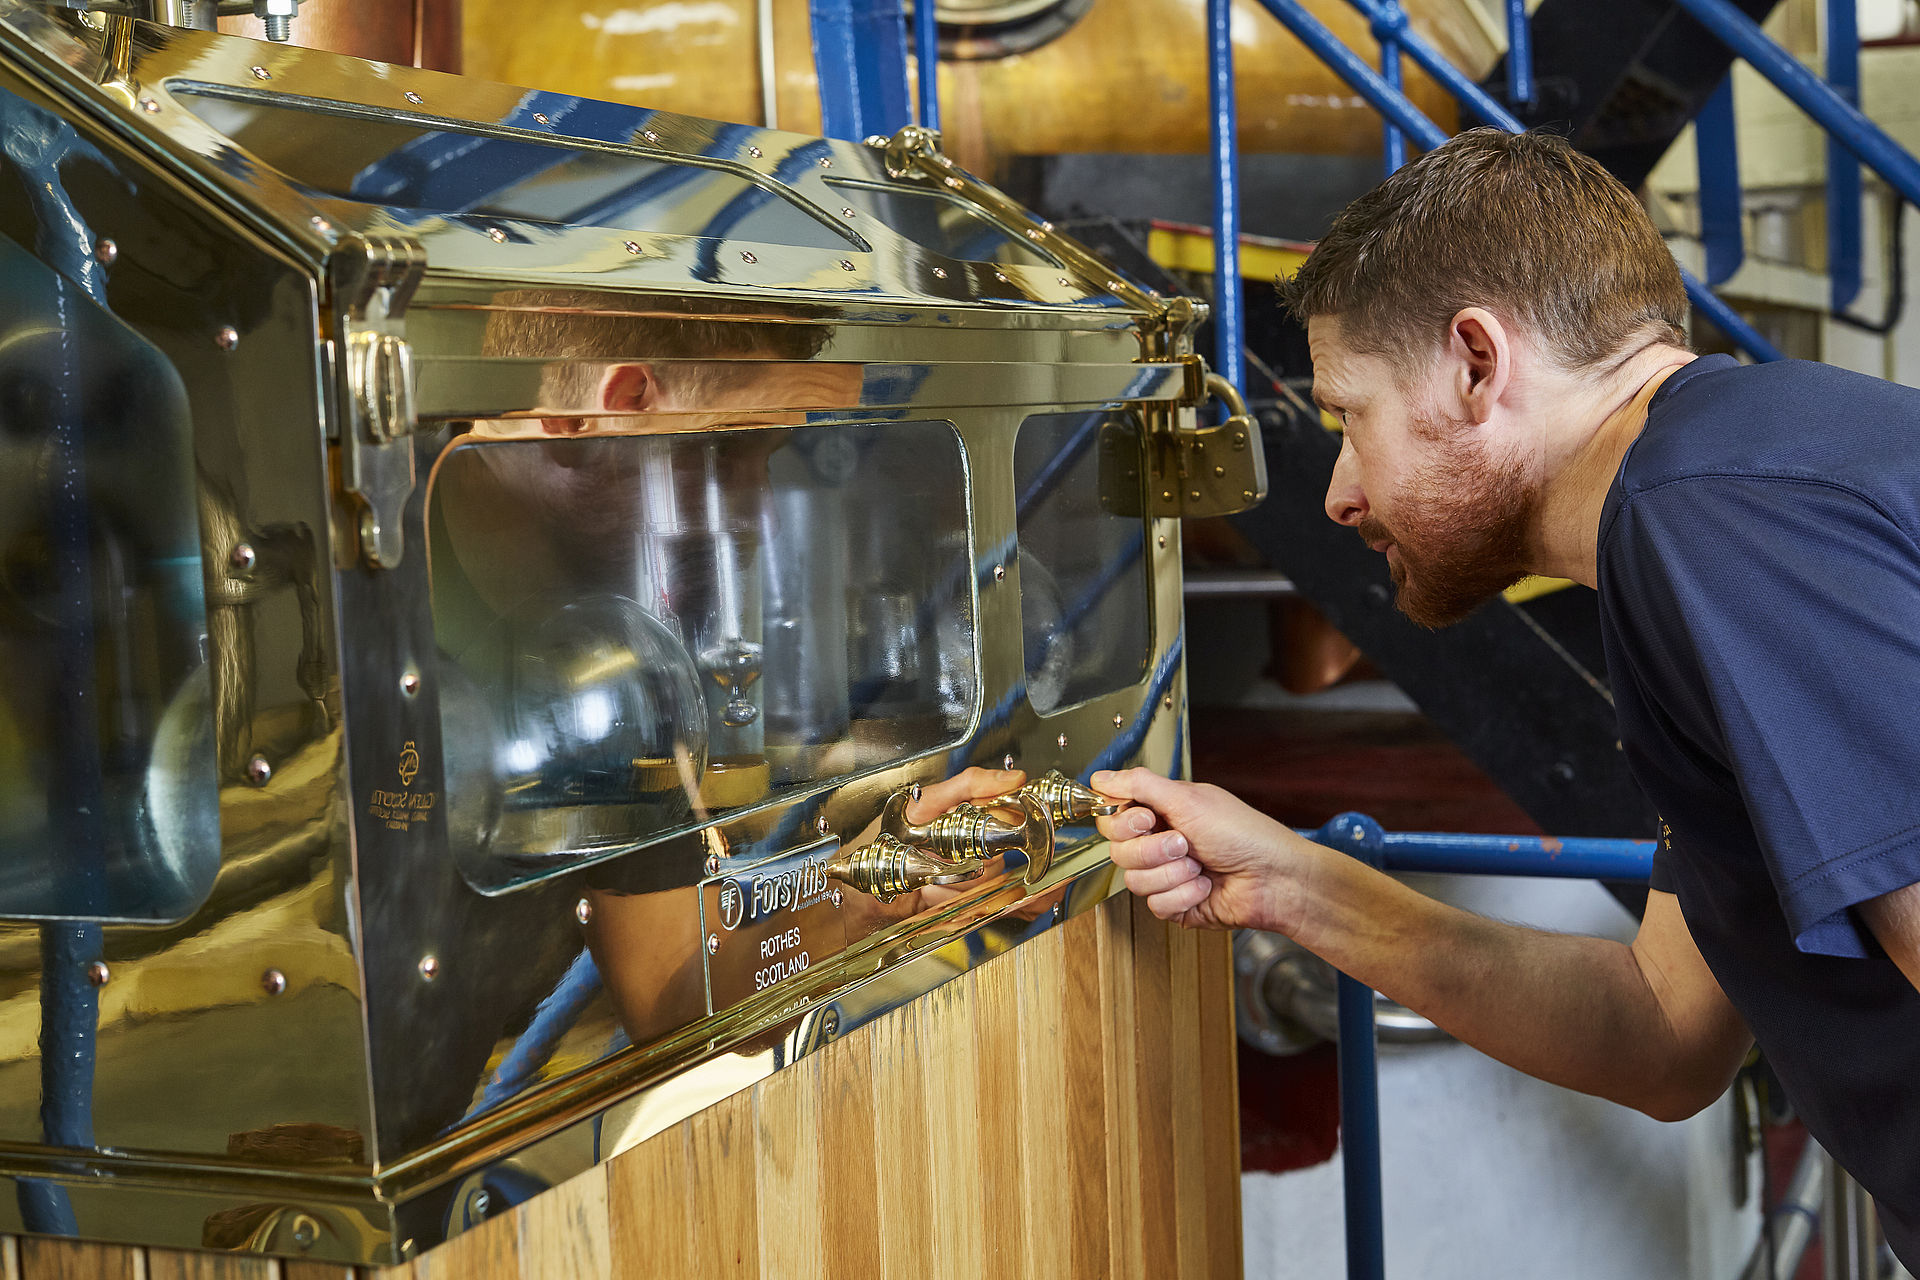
[1108,829,1189,871]
[1095,804,1160,843]
[1091,767,1188,813]
[1125,855,1203,897]
[1148,875,1211,920]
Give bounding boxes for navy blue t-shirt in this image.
[1598,354,1920,1263]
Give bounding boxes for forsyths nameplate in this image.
[701,838,848,1012]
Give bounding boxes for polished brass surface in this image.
[986,767,1122,823]
[1149,370,1270,518]
[0,6,1203,1264]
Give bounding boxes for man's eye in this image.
[1339,410,1354,429]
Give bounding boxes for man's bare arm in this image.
[1095,769,1753,1121]
[1859,881,1920,994]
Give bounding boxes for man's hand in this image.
[1860,881,1920,995]
[1091,767,1310,934]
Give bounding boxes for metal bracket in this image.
[1142,368,1269,519]
[326,233,426,570]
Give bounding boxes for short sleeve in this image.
[1606,475,1920,957]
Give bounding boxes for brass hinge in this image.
[326,233,426,569]
[870,127,1266,519]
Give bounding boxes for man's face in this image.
[1309,315,1536,628]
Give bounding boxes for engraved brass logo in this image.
[718,881,745,932]
[398,741,420,787]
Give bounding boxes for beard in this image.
[1358,411,1537,629]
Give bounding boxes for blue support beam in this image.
[1209,0,1245,395]
[809,0,912,142]
[1379,0,1406,173]
[913,0,941,132]
[1696,75,1746,287]
[1827,0,1863,312]
[1504,0,1533,106]
[1342,0,1524,132]
[1671,0,1920,211]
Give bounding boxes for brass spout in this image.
[825,834,987,904]
[984,769,1121,824]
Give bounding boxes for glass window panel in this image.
[825,178,1060,268]
[171,88,859,251]
[0,231,218,922]
[1013,410,1152,714]
[427,420,976,893]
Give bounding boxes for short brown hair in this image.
[1277,129,1688,371]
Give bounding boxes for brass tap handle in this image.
[983,769,1122,824]
[825,834,986,904]
[854,783,1059,893]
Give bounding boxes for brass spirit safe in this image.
[0,2,1261,1263]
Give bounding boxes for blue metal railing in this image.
[1297,814,1656,1280]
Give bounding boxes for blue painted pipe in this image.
[1378,0,1406,173]
[1298,813,1656,881]
[1343,0,1524,132]
[1682,270,1784,361]
[913,0,940,132]
[1695,76,1745,287]
[809,0,912,141]
[1503,0,1532,106]
[1672,0,1920,211]
[1208,0,1245,395]
[1826,0,1863,312]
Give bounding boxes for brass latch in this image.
[825,770,1117,903]
[1145,364,1268,519]
[327,233,426,569]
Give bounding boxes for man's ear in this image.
[600,363,661,414]
[1446,307,1511,426]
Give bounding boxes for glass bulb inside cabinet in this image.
[466,594,708,869]
[1019,551,1074,714]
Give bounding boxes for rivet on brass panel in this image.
[1058,277,1072,287]
[1164,696,1175,710]
[703,854,719,876]
[741,251,757,264]
[216,326,239,350]
[1157,534,1167,548]
[706,934,719,955]
[995,271,1010,283]
[310,215,333,235]
[404,91,424,104]
[815,813,831,835]
[624,240,642,255]
[1056,733,1068,750]
[575,898,593,925]
[840,259,855,271]
[418,955,439,981]
[642,129,659,142]
[86,961,109,987]
[400,669,420,696]
[1112,714,1124,728]
[748,145,763,157]
[933,267,947,279]
[250,65,270,79]
[262,969,286,995]
[992,564,1005,580]
[487,228,508,243]
[246,754,272,785]
[1003,753,1016,770]
[841,207,855,218]
[139,98,159,113]
[229,541,257,572]
[93,238,115,266]
[533,112,551,125]
[818,157,833,168]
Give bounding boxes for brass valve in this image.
[825,834,984,904]
[824,786,1056,903]
[987,768,1122,826]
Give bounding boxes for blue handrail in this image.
[1209,0,1245,396]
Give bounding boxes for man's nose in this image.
[1323,435,1368,527]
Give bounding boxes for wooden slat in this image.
[1198,930,1247,1280]
[815,1027,881,1280]
[607,1125,692,1280]
[868,989,934,1280]
[685,1088,758,1280]
[17,1238,139,1280]
[1060,909,1112,1280]
[1167,921,1211,1277]
[918,974,985,1279]
[518,1165,610,1280]
[146,1248,276,1280]
[1098,894,1145,1279]
[751,1050,824,1278]
[281,1260,358,1280]
[1013,926,1071,1280]
[971,948,1029,1278]
[1129,896,1180,1277]
[412,1210,518,1280]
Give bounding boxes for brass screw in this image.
[418,955,439,981]
[994,271,1010,283]
[932,267,947,279]
[216,326,240,350]
[487,228,508,243]
[403,91,423,105]
[643,129,660,142]
[1189,489,1201,501]
[1242,489,1255,501]
[229,542,257,572]
[842,207,856,218]
[1003,753,1016,770]
[1113,714,1124,728]
[840,260,855,271]
[575,898,593,924]
[310,215,333,234]
[1056,733,1068,750]
[818,156,833,168]
[262,969,287,995]
[624,241,642,255]
[139,99,160,113]
[399,670,420,697]
[706,934,720,955]
[1164,696,1174,710]
[748,145,763,157]
[533,112,551,125]
[246,755,272,786]
[1157,535,1167,549]
[741,251,757,263]
[704,854,720,876]
[992,564,1006,580]
[85,961,109,987]
[1214,466,1226,477]
[250,66,270,80]
[1058,277,1071,287]
[93,239,116,266]
[815,813,831,835]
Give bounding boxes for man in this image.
[1092,128,1920,1265]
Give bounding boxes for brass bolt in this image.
[1112,714,1124,728]
[246,755,272,786]
[403,91,423,105]
[139,99,160,113]
[815,813,831,835]
[624,241,642,255]
[841,260,855,271]
[748,145,763,157]
[400,670,420,697]
[1056,733,1068,750]
[706,934,720,955]
[250,66,270,80]
[741,251,757,264]
[575,898,593,924]
[1003,753,1017,770]
[262,969,287,995]
[992,564,1006,581]
[487,228,508,243]
[643,129,660,142]
[229,542,257,572]
[704,854,720,876]
[818,156,833,168]
[533,112,551,125]
[216,326,240,350]
[85,961,109,987]
[418,955,439,981]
